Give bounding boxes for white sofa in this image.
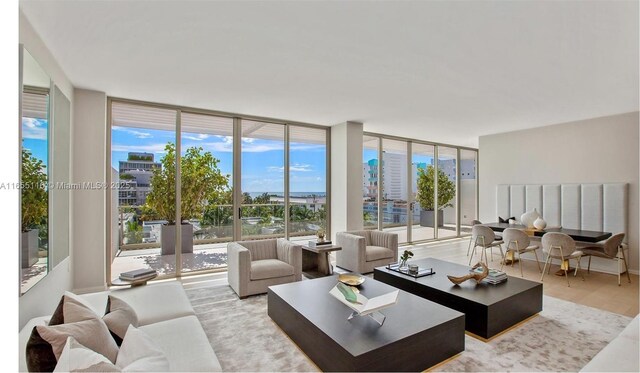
[19,281,221,372]
[580,314,639,372]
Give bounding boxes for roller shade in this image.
[22,91,49,120]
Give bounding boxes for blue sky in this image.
[22,117,48,168]
[111,125,326,193]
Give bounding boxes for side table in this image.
[301,245,342,278]
[111,273,157,287]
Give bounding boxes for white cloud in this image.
[290,163,312,172]
[22,118,47,140]
[112,126,152,139]
[183,133,209,141]
[267,163,312,173]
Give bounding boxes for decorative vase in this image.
[520,208,541,229]
[399,259,408,269]
[533,217,547,230]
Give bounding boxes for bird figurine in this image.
[447,262,489,285]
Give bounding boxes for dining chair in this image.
[540,232,584,287]
[500,228,542,277]
[468,225,504,265]
[579,233,630,286]
[467,220,502,256]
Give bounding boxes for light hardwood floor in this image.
[179,237,639,318]
[403,238,639,318]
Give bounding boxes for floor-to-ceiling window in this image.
[108,99,329,282]
[362,133,477,244]
[288,126,328,242]
[437,146,458,239]
[109,102,177,280]
[459,149,478,234]
[180,112,234,273]
[381,139,408,242]
[411,143,436,242]
[240,120,285,240]
[362,135,379,230]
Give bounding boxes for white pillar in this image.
[331,121,364,241]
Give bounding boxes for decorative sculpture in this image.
[520,208,541,229]
[447,262,489,285]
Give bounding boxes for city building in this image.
[118,152,160,206]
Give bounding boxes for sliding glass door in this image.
[362,133,477,245]
[240,120,285,240]
[180,112,234,273]
[410,143,435,242]
[381,139,409,242]
[108,99,330,283]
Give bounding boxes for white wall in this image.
[72,89,108,293]
[330,122,364,241]
[19,11,74,329]
[479,112,639,272]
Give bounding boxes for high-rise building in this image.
[118,152,160,206]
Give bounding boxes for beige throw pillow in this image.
[36,301,119,363]
[103,295,139,345]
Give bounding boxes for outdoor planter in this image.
[21,229,39,268]
[161,223,194,255]
[419,210,444,228]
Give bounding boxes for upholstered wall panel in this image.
[497,185,510,219]
[561,185,581,230]
[543,185,561,228]
[510,185,526,218]
[526,185,543,216]
[581,184,603,231]
[603,183,628,241]
[497,183,627,241]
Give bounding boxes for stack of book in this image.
[119,268,157,282]
[470,266,508,285]
[308,240,332,248]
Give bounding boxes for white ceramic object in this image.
[533,217,547,230]
[520,208,541,228]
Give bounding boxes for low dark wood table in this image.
[483,222,611,243]
[301,244,341,277]
[268,275,465,371]
[374,258,542,340]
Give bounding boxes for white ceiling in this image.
[20,0,639,147]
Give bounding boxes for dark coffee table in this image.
[374,258,543,340]
[268,275,465,372]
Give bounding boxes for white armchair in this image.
[335,230,398,274]
[227,238,302,298]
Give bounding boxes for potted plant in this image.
[399,249,414,269]
[416,165,455,227]
[21,148,47,268]
[144,143,229,255]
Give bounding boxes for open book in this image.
[329,283,399,316]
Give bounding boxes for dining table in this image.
[483,222,612,276]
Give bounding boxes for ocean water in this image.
[247,192,326,198]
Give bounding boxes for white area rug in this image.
[185,283,632,372]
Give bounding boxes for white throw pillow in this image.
[54,326,169,372]
[54,337,119,372]
[116,325,170,372]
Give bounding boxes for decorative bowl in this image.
[338,273,365,286]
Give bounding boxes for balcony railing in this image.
[117,202,326,251]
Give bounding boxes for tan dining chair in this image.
[540,232,584,287]
[468,225,504,265]
[500,228,542,277]
[467,220,502,256]
[580,233,630,286]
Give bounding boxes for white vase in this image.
[533,217,547,230]
[520,208,541,229]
